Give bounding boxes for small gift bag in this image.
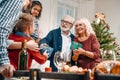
[70,41,82,50]
[70,41,82,61]
[40,43,53,58]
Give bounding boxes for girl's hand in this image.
[43,50,48,59]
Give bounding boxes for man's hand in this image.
[27,40,40,52]
[0,64,15,79]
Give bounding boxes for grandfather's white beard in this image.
[61,27,70,32]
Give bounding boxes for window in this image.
[57,0,77,25]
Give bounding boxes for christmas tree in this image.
[91,12,120,61]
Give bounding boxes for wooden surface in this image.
[37,71,89,80]
[94,71,120,80]
[13,69,35,80]
[13,69,90,80]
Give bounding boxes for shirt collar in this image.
[15,31,28,37]
[60,29,71,37]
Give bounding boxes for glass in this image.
[102,50,116,61]
[101,50,116,74]
[53,51,66,72]
[61,20,72,25]
[103,62,115,74]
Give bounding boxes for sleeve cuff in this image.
[6,39,14,48]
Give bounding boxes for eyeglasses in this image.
[61,20,73,25]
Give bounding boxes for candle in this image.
[45,67,52,72]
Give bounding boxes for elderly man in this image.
[39,15,75,71]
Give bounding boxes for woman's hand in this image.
[73,48,85,55]
[73,49,79,55]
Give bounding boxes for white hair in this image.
[75,18,95,36]
[62,15,74,24]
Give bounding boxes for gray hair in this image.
[75,18,95,36]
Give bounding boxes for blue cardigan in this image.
[39,27,75,71]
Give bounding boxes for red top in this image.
[74,34,101,69]
[8,33,47,70]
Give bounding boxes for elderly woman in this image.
[72,18,101,69]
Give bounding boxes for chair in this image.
[36,69,90,80]
[94,71,120,80]
[13,69,36,80]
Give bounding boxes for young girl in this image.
[22,1,53,58]
[8,13,48,70]
[30,1,43,43]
